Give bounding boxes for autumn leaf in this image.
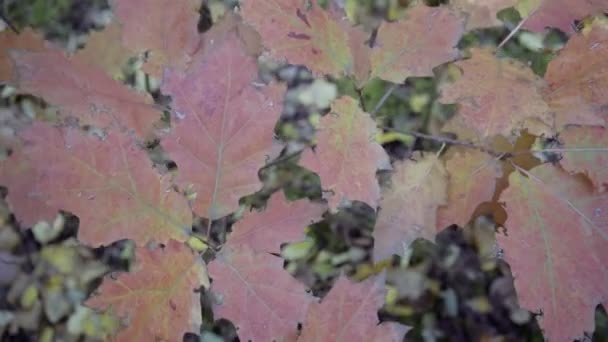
[439,48,554,140]
[0,123,192,246]
[373,152,447,262]
[517,0,608,34]
[544,19,608,128]
[75,21,134,78]
[160,27,285,221]
[208,244,315,341]
[301,96,390,211]
[0,28,48,81]
[240,0,357,77]
[299,275,407,341]
[9,50,160,138]
[437,148,502,228]
[452,0,517,30]
[228,192,326,253]
[370,4,465,83]
[559,126,608,191]
[87,240,209,341]
[498,164,608,341]
[110,0,203,77]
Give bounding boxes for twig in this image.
[497,6,539,49]
[370,83,398,116]
[0,11,19,34]
[380,126,509,159]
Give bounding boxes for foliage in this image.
[1,0,608,341]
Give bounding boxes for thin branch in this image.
[498,6,539,49]
[380,126,509,159]
[370,83,398,116]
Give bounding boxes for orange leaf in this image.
[208,244,315,341]
[299,275,407,341]
[439,48,553,140]
[87,240,209,341]
[0,123,191,246]
[160,27,285,220]
[544,19,608,128]
[498,164,608,341]
[373,153,447,261]
[301,96,390,211]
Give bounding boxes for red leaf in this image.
[208,244,315,341]
[299,275,406,341]
[452,0,517,30]
[373,153,447,261]
[544,20,608,127]
[0,123,191,246]
[110,0,202,77]
[370,4,465,83]
[160,28,285,221]
[228,192,325,253]
[439,48,554,140]
[10,50,159,138]
[521,0,608,34]
[301,96,390,211]
[559,126,608,191]
[0,29,48,82]
[498,164,608,341]
[87,240,209,341]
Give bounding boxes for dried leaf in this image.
[160,28,284,220]
[544,19,608,127]
[87,240,209,341]
[208,244,314,341]
[373,153,447,262]
[439,48,553,140]
[437,148,502,228]
[301,96,390,211]
[370,4,464,83]
[0,123,192,246]
[299,275,407,341]
[498,164,608,341]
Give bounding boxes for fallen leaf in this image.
[0,28,48,82]
[301,96,390,211]
[559,126,608,191]
[452,0,517,29]
[373,152,448,262]
[517,0,608,34]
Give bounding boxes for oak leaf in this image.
[299,275,407,341]
[208,244,315,341]
[544,19,608,127]
[498,164,608,341]
[87,240,209,341]
[559,126,608,191]
[373,153,447,261]
[437,148,502,228]
[0,123,192,246]
[439,48,553,140]
[301,96,390,211]
[228,192,326,253]
[160,28,285,220]
[110,0,203,77]
[370,4,465,83]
